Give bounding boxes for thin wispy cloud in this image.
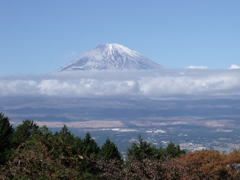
[61,51,77,62]
[185,66,208,69]
[1,70,240,99]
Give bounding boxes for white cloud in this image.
[1,70,240,99]
[228,64,240,69]
[185,66,208,69]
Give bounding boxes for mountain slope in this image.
[57,43,164,71]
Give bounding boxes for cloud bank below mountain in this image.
[1,69,240,99]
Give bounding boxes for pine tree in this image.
[57,125,79,157]
[82,132,100,157]
[12,119,39,148]
[100,138,121,160]
[59,124,71,136]
[0,113,14,164]
[59,124,75,143]
[164,141,186,158]
[127,135,159,161]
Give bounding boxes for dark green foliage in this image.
[0,113,14,165]
[82,132,100,157]
[127,135,160,161]
[164,141,186,158]
[56,125,84,160]
[59,124,71,136]
[99,138,121,160]
[127,135,186,161]
[39,125,52,136]
[12,119,39,148]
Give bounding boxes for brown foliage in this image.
[96,156,165,180]
[95,150,240,180]
[169,150,240,180]
[0,140,81,179]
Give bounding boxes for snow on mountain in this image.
[57,43,164,71]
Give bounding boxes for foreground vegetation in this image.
[1,113,240,179]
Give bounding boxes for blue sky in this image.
[1,0,240,76]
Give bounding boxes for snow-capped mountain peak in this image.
[57,43,164,71]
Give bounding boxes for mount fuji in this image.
[57,43,164,71]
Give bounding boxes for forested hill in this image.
[1,113,240,179]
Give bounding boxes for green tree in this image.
[59,124,71,136]
[0,113,14,165]
[57,125,82,158]
[12,119,39,148]
[82,132,100,157]
[99,138,121,160]
[127,136,186,162]
[127,135,159,161]
[164,141,186,158]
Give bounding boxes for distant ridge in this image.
[57,43,164,71]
